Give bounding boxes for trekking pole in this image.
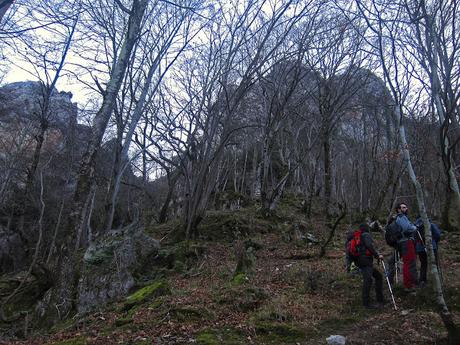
[394,250,399,284]
[381,260,397,311]
[416,230,427,253]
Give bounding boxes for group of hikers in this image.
[345,202,442,310]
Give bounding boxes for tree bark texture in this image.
[395,105,459,344]
[42,0,148,325]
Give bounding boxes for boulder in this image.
[0,264,52,338]
[326,335,346,345]
[77,229,160,313]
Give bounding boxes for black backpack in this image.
[385,219,402,247]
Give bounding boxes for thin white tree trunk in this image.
[395,104,456,340]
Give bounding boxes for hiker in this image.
[390,203,418,291]
[414,217,442,286]
[346,223,385,309]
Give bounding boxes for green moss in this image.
[199,209,274,241]
[114,305,139,327]
[196,328,247,345]
[148,298,164,310]
[114,316,132,327]
[47,336,87,345]
[83,237,124,265]
[146,219,182,239]
[232,272,248,285]
[154,241,206,273]
[123,280,170,310]
[214,285,268,312]
[254,322,306,344]
[196,332,219,345]
[169,307,211,322]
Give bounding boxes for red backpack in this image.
[347,229,371,258]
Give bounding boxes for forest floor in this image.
[4,200,460,345]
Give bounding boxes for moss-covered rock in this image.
[199,209,274,241]
[123,280,170,310]
[0,266,52,330]
[77,230,160,314]
[234,240,256,276]
[153,241,206,274]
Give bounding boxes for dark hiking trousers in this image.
[418,249,439,283]
[360,265,384,306]
[400,239,417,289]
[418,250,427,283]
[386,249,399,286]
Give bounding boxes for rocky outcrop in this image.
[77,227,160,313]
[0,264,52,338]
[0,80,86,206]
[0,81,77,128]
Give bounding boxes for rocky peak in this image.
[0,80,78,128]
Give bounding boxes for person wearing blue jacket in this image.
[395,203,418,291]
[414,217,442,285]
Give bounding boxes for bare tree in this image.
[13,8,79,237]
[401,0,460,231]
[174,0,309,239]
[355,1,459,342]
[102,1,200,232]
[257,60,306,214]
[42,0,148,325]
[303,7,369,218]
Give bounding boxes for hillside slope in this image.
[5,202,460,345]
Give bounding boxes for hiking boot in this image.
[403,287,417,294]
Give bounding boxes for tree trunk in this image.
[319,205,346,257]
[0,0,14,23]
[41,0,147,326]
[260,134,272,213]
[395,105,459,344]
[323,131,332,218]
[17,119,48,238]
[158,170,180,224]
[419,8,460,231]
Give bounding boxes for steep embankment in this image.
[5,202,460,345]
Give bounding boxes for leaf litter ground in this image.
[5,212,460,345]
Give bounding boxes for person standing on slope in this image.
[395,203,418,291]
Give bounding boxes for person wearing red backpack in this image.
[346,223,385,309]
